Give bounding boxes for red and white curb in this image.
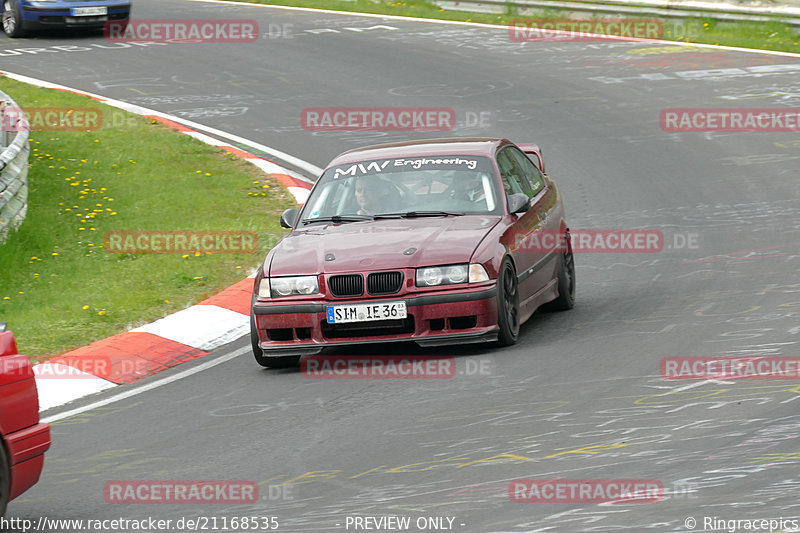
[0,70,315,412]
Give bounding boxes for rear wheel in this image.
[2,0,26,38]
[496,258,520,346]
[543,239,575,311]
[251,314,300,369]
[0,443,10,517]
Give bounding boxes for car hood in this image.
[269,216,501,275]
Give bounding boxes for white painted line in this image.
[191,0,800,58]
[247,158,316,182]
[185,130,231,146]
[132,305,249,350]
[34,364,117,412]
[0,71,322,179]
[41,346,250,423]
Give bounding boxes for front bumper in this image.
[253,285,499,356]
[21,5,130,28]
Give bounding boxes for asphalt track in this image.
[3,0,800,531]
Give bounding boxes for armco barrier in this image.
[437,0,800,26]
[0,89,30,244]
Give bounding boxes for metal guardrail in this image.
[437,0,800,26]
[0,89,30,244]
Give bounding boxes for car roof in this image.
[327,138,511,167]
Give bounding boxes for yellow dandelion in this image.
[82,305,89,310]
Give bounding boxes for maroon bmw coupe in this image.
[250,138,574,368]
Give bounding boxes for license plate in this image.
[71,7,108,16]
[326,301,407,324]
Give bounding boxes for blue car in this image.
[2,0,130,37]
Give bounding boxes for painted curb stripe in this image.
[131,306,250,352]
[199,278,255,317]
[48,332,208,385]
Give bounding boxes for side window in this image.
[496,150,526,197]
[506,147,545,198]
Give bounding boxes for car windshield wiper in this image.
[301,215,373,225]
[374,211,464,218]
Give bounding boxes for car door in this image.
[507,146,562,297]
[496,146,547,306]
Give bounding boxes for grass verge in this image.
[232,0,800,53]
[0,76,296,361]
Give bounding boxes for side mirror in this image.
[280,208,299,229]
[507,193,530,214]
[0,322,6,333]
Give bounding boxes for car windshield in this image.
[301,155,501,223]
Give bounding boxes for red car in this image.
[250,138,575,368]
[0,323,51,516]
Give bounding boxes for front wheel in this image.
[496,258,520,346]
[2,0,26,38]
[543,242,575,311]
[251,314,300,368]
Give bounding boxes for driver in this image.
[355,177,388,215]
[451,174,486,204]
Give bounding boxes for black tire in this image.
[251,313,300,369]
[543,239,575,312]
[0,443,10,518]
[496,258,520,347]
[2,0,26,38]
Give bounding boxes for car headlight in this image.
[416,264,486,287]
[258,276,319,298]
